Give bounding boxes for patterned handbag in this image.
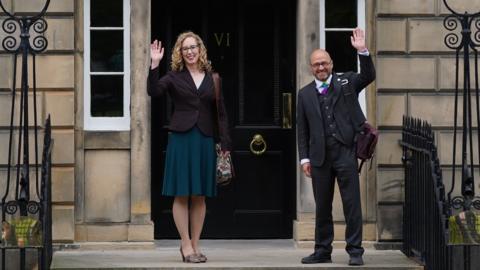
[212,73,234,186]
[216,144,234,186]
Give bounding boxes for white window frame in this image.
[84,0,131,131]
[320,0,367,113]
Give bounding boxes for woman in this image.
[147,32,231,263]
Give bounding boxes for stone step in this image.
[295,240,403,250]
[50,240,423,270]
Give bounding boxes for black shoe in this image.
[301,252,332,264]
[348,255,364,266]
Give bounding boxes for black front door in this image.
[151,0,297,238]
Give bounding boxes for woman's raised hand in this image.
[150,40,164,69]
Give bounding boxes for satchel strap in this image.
[357,153,375,173]
[358,160,365,173]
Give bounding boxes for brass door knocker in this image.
[250,134,267,155]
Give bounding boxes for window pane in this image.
[91,0,123,27]
[326,0,357,28]
[91,30,123,72]
[326,31,357,73]
[91,75,123,117]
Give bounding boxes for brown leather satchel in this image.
[356,122,378,173]
[340,86,378,173]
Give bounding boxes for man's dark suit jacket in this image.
[147,67,232,151]
[297,55,375,167]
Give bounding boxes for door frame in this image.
[148,0,298,239]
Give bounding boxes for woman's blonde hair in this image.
[171,31,212,72]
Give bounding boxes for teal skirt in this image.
[162,126,217,197]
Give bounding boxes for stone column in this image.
[294,0,320,244]
[74,0,85,229]
[129,0,154,241]
[364,0,377,224]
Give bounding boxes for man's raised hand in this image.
[350,28,367,52]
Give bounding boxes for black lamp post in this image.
[1,0,49,213]
[443,1,480,270]
[0,1,52,269]
[443,0,480,214]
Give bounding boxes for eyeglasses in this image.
[311,61,332,69]
[181,44,199,53]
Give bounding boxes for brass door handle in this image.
[250,134,267,155]
[282,93,292,129]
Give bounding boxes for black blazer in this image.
[297,55,376,166]
[147,67,232,151]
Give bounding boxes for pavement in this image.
[50,240,423,270]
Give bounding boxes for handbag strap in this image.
[212,72,220,108]
[212,72,221,138]
[212,73,235,178]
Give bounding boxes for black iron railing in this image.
[400,116,450,270]
[0,1,53,269]
[400,116,480,270]
[401,1,480,269]
[40,116,53,270]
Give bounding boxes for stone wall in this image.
[375,0,480,241]
[0,0,154,243]
[73,0,153,242]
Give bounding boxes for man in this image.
[296,28,375,266]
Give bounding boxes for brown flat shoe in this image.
[180,247,202,263]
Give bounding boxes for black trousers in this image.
[310,136,364,257]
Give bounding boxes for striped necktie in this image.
[318,81,329,95]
